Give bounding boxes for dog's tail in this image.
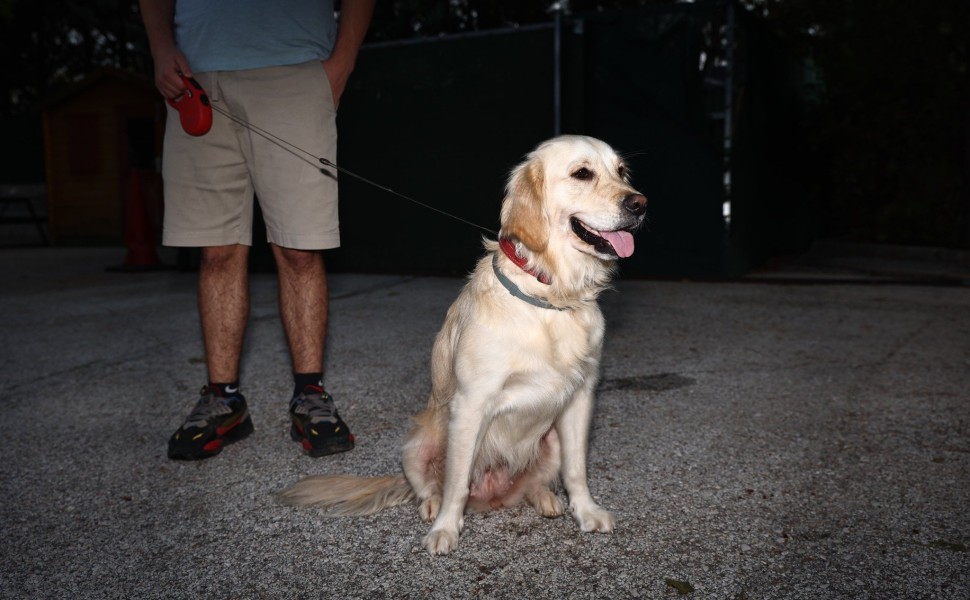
[278,475,415,517]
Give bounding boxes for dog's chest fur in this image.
[440,260,607,479]
[456,257,605,408]
[500,306,603,402]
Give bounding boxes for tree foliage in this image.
[0,0,151,114]
[367,0,673,43]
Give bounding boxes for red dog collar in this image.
[499,238,551,285]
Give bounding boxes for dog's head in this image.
[500,135,646,266]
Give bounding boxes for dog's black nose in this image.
[623,194,647,216]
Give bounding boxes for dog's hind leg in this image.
[523,427,565,518]
[526,486,565,517]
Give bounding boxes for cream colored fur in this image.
[279,135,646,555]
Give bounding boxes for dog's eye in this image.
[571,167,594,181]
[618,164,628,179]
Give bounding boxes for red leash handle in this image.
[167,73,213,136]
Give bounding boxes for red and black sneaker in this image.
[168,385,254,460]
[289,386,355,457]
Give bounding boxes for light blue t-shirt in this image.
[174,0,337,73]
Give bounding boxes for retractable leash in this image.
[167,74,212,136]
[169,74,497,236]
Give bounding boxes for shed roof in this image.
[41,68,156,111]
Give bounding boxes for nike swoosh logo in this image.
[224,386,239,394]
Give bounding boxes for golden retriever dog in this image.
[279,135,647,555]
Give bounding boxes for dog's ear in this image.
[500,158,548,253]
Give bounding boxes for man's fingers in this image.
[153,47,193,99]
[174,52,193,78]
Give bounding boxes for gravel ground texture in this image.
[1,246,968,599]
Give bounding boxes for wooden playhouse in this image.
[42,68,165,244]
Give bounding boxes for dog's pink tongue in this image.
[600,230,635,258]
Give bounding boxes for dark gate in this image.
[327,1,808,278]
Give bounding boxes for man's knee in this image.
[273,245,324,273]
[200,245,249,271]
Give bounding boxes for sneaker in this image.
[289,385,355,457]
[168,385,254,460]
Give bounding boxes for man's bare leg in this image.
[274,244,353,456]
[199,244,251,383]
[168,244,253,460]
[272,244,327,374]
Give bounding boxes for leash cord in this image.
[209,101,498,236]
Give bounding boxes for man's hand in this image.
[321,55,353,109]
[138,0,191,99]
[322,0,376,109]
[153,44,193,99]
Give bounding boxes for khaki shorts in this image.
[162,61,339,250]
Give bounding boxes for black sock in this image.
[208,381,240,397]
[293,372,323,396]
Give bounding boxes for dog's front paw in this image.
[419,495,441,523]
[422,527,460,555]
[572,504,615,533]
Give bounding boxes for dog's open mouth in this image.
[570,217,636,258]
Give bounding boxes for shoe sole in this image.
[168,416,255,461]
[290,424,355,457]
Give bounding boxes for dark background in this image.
[1,0,967,277]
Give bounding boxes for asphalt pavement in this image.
[1,245,968,599]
